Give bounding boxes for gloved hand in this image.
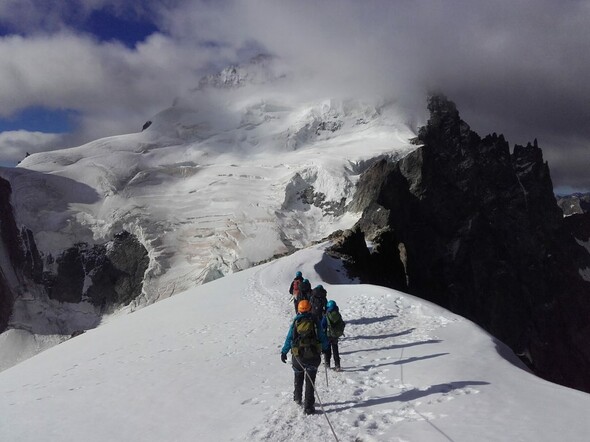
[281,352,287,363]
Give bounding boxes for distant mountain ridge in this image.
[0,56,417,369]
[196,54,285,90]
[557,192,590,215]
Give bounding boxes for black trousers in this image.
[292,356,320,409]
[324,337,340,367]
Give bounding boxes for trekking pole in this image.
[324,361,329,388]
[293,355,340,442]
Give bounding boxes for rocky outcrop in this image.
[299,186,347,217]
[197,54,278,90]
[0,271,12,333]
[564,212,590,243]
[0,177,23,332]
[86,231,150,309]
[1,172,150,334]
[557,193,590,215]
[328,225,408,290]
[20,227,43,284]
[45,231,149,311]
[331,95,590,393]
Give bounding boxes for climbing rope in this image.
[293,355,340,442]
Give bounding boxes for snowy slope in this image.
[0,59,423,371]
[0,86,418,307]
[1,245,589,442]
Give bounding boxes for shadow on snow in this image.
[345,315,396,326]
[340,339,443,356]
[344,353,450,372]
[344,327,416,341]
[323,380,491,412]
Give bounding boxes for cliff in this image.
[331,95,590,392]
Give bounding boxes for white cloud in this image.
[0,130,64,164]
[0,31,221,160]
[0,0,589,189]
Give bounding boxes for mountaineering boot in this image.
[333,355,341,371]
[303,368,317,415]
[333,346,341,370]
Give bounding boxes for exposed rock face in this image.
[557,193,590,215]
[21,227,43,283]
[564,212,590,243]
[46,231,149,311]
[299,186,347,217]
[0,177,23,332]
[0,271,12,333]
[1,173,150,334]
[328,225,407,290]
[331,95,590,393]
[197,54,278,90]
[86,231,150,309]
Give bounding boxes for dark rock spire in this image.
[331,94,590,393]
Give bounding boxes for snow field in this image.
[247,265,463,442]
[2,245,590,442]
[0,95,418,368]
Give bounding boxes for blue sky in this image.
[0,6,158,136]
[81,9,160,48]
[0,107,77,134]
[0,10,157,46]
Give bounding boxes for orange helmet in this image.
[297,300,311,313]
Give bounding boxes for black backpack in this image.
[310,288,327,318]
[291,316,321,360]
[301,280,312,296]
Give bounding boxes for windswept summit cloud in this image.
[0,0,588,191]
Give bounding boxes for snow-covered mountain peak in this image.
[196,53,288,90]
[0,54,421,372]
[7,73,418,318]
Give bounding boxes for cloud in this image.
[0,30,221,151]
[161,0,590,191]
[0,130,64,164]
[0,0,589,190]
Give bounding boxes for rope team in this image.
[281,271,346,415]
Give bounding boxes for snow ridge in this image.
[2,245,589,442]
